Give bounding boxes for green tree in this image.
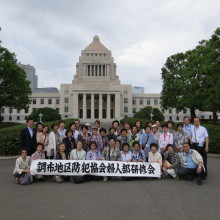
[29,107,61,122]
[133,106,165,121]
[195,28,220,122]
[0,46,31,122]
[161,27,220,122]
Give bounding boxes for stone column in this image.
[99,94,102,119]
[107,93,111,119]
[91,93,94,119]
[73,93,79,118]
[115,93,121,119]
[83,93,86,119]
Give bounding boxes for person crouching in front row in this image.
[54,143,69,183]
[163,144,181,179]
[13,149,33,185]
[177,143,204,185]
[148,143,162,177]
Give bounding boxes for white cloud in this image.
[0,0,220,94]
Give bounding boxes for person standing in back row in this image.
[183,116,194,140]
[20,118,37,156]
[190,117,209,178]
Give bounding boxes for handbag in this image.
[163,160,172,168]
[20,173,33,185]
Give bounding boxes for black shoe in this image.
[203,176,206,180]
[197,180,203,185]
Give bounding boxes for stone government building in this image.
[1,36,217,122]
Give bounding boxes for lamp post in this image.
[39,113,43,122]
[150,109,153,120]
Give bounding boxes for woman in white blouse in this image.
[120,143,132,162]
[48,123,62,158]
[69,141,86,184]
[13,149,33,184]
[70,141,86,160]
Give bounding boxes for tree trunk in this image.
[190,107,196,121]
[212,108,218,123]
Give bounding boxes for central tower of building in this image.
[60,36,132,121]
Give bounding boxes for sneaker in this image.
[197,180,203,185]
[15,178,19,184]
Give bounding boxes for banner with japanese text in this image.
[30,160,161,177]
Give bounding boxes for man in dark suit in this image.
[20,118,37,156]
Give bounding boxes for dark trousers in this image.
[177,167,203,181]
[191,143,207,176]
[13,172,25,178]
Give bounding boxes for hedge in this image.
[0,118,75,156]
[0,122,21,129]
[120,117,220,154]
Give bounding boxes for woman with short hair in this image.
[88,127,103,152]
[54,143,69,183]
[148,143,162,175]
[131,141,146,162]
[103,138,121,182]
[128,125,140,151]
[163,144,181,179]
[77,125,90,152]
[31,142,46,181]
[63,129,76,156]
[36,125,49,158]
[70,141,86,184]
[174,124,188,153]
[13,149,33,184]
[48,123,62,158]
[120,143,132,162]
[86,141,102,160]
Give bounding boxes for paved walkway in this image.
[0,157,220,220]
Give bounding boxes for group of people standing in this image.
[14,116,209,185]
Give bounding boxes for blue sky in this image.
[0,0,220,93]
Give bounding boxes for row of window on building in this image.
[124,98,159,106]
[86,53,106,57]
[1,107,60,114]
[1,108,29,114]
[32,98,61,105]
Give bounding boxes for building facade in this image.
[1,36,218,122]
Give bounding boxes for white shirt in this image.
[191,125,208,145]
[120,151,132,162]
[72,130,80,142]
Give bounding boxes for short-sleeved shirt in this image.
[191,125,208,146]
[120,151,132,162]
[183,124,194,138]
